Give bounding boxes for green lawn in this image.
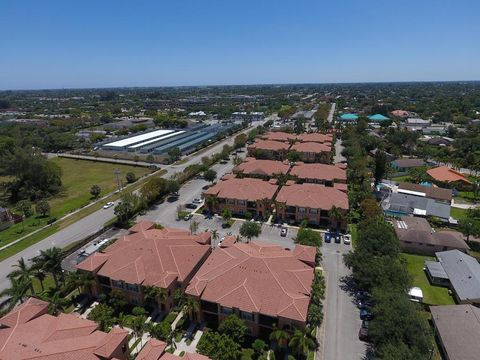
[0,158,151,248]
[451,207,468,221]
[349,224,357,248]
[401,253,454,306]
[390,175,410,182]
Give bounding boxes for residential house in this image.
[290,142,331,164]
[297,132,333,144]
[430,304,480,360]
[136,339,210,360]
[382,182,452,221]
[185,240,316,338]
[233,157,290,180]
[203,177,279,218]
[247,139,291,160]
[403,118,431,131]
[0,297,129,360]
[422,125,447,135]
[427,137,453,147]
[76,221,211,311]
[427,166,472,187]
[275,183,349,228]
[392,216,468,255]
[390,110,410,118]
[425,250,480,304]
[261,131,297,143]
[390,158,426,175]
[290,162,347,186]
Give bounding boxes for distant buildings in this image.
[186,240,316,337]
[247,139,290,160]
[368,114,390,122]
[426,250,480,304]
[392,216,468,255]
[0,298,129,360]
[390,110,410,118]
[233,157,290,179]
[290,162,347,186]
[390,158,426,174]
[232,112,264,122]
[338,113,358,123]
[290,142,331,164]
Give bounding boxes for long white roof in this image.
[129,130,185,149]
[104,129,174,147]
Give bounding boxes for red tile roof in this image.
[233,158,290,177]
[276,183,349,210]
[262,131,297,142]
[290,163,347,182]
[291,142,331,154]
[135,339,210,360]
[77,226,211,288]
[297,133,333,144]
[0,298,128,360]
[248,139,290,152]
[204,178,278,202]
[427,166,472,184]
[186,241,315,323]
[129,220,156,233]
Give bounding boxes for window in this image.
[237,200,246,206]
[221,306,233,315]
[126,283,139,292]
[241,311,254,322]
[309,208,317,214]
[112,280,125,289]
[227,199,235,204]
[298,207,306,213]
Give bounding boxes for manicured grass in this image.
[390,175,410,182]
[451,207,469,221]
[31,274,56,294]
[48,157,151,218]
[401,253,454,306]
[349,224,357,248]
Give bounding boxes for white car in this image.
[343,234,352,245]
[103,202,115,209]
[192,198,202,204]
[280,228,288,237]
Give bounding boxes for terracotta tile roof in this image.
[0,298,128,360]
[291,142,331,154]
[297,133,333,144]
[290,163,346,182]
[333,183,348,193]
[248,139,290,152]
[262,131,297,142]
[427,166,472,184]
[129,220,156,234]
[135,339,210,360]
[77,226,211,288]
[135,339,167,360]
[233,158,290,177]
[276,183,348,210]
[186,241,315,323]
[204,178,278,202]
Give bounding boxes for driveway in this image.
[319,241,367,360]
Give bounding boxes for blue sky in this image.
[0,0,479,89]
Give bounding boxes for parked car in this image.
[324,233,332,243]
[334,234,342,244]
[220,160,228,164]
[103,202,114,209]
[357,291,371,300]
[343,234,352,245]
[358,326,369,341]
[357,299,371,310]
[185,203,197,209]
[184,214,192,221]
[360,309,373,321]
[192,198,202,204]
[280,227,288,237]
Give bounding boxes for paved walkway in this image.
[452,199,479,209]
[174,329,203,355]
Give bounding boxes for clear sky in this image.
[1,0,479,90]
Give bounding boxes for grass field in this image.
[451,207,469,221]
[401,253,454,306]
[0,158,151,249]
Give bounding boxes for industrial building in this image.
[100,123,234,155]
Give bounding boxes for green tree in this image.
[288,327,317,359]
[373,150,387,185]
[287,151,301,163]
[328,206,345,231]
[222,208,232,224]
[90,184,101,199]
[197,330,241,360]
[144,285,168,307]
[458,218,480,242]
[150,321,172,341]
[269,325,290,352]
[168,147,182,163]
[239,221,261,243]
[252,339,267,356]
[87,303,115,331]
[126,172,136,184]
[294,228,322,247]
[0,277,30,310]
[204,169,217,183]
[16,200,33,218]
[33,247,63,287]
[43,289,70,314]
[146,154,155,163]
[183,296,200,320]
[190,219,199,235]
[108,289,128,313]
[35,199,50,217]
[218,314,247,344]
[8,258,35,295]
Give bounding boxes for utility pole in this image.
[114,168,122,191]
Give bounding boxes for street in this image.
[319,242,367,360]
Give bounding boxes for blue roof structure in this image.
[368,114,390,121]
[339,113,358,121]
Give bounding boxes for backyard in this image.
[401,253,455,306]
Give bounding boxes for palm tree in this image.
[183,297,200,320]
[43,289,69,314]
[33,269,46,293]
[144,285,168,309]
[211,229,219,245]
[33,247,63,287]
[0,277,30,310]
[288,327,318,359]
[8,258,35,295]
[269,325,290,352]
[174,289,186,307]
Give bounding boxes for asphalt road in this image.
[320,242,367,360]
[0,121,265,292]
